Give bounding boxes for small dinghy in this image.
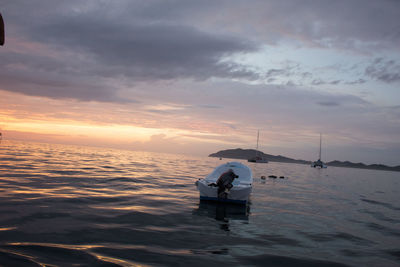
[196,162,253,204]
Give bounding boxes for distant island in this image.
[209,148,400,172]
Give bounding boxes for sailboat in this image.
[311,133,327,168]
[248,130,268,163]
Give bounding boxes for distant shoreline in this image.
[209,148,400,172]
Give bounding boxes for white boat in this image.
[311,159,327,168]
[248,156,268,163]
[248,130,268,163]
[195,162,253,204]
[311,133,327,168]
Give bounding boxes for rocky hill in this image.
[209,148,400,172]
[209,148,310,164]
[326,160,400,172]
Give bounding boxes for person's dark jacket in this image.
[216,169,238,198]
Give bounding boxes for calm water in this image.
[0,141,399,266]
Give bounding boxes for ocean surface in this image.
[0,140,399,266]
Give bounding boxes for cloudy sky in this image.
[1,0,400,165]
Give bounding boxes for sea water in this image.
[0,140,399,266]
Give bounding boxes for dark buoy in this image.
[0,13,4,46]
[279,176,284,179]
[261,176,266,180]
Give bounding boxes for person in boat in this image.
[216,169,238,199]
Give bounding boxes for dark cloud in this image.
[0,52,132,102]
[263,64,309,84]
[238,0,400,51]
[311,79,325,86]
[0,1,260,101]
[311,79,343,86]
[22,8,259,81]
[265,68,288,77]
[77,0,400,54]
[365,58,400,83]
[317,101,340,107]
[302,72,312,79]
[344,79,367,85]
[127,0,400,52]
[311,78,362,86]
[1,0,399,104]
[330,80,340,85]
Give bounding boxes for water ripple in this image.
[0,141,399,266]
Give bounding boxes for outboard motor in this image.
[216,169,238,199]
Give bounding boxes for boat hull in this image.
[199,196,247,204]
[311,160,327,168]
[248,159,268,163]
[196,179,252,204]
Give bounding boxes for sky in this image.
[1,0,400,165]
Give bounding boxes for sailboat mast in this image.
[256,130,259,150]
[254,130,260,158]
[319,133,322,160]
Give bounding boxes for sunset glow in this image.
[1,1,400,164]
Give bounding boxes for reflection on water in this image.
[193,200,250,231]
[0,140,399,266]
